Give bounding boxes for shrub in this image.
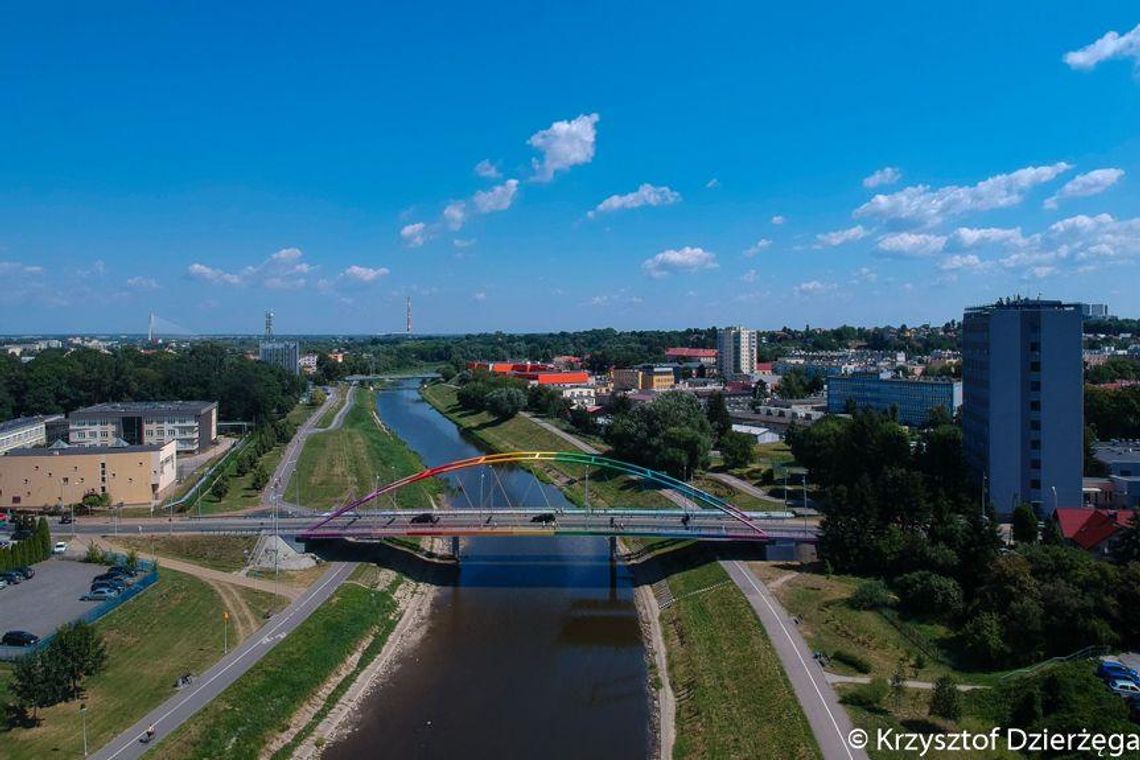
[849,579,893,610]
[893,570,963,618]
[841,678,889,708]
[929,675,961,721]
[832,649,873,674]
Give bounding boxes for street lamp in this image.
[80,702,88,757]
[1051,485,1059,514]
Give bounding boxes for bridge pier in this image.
[608,535,617,562]
[450,536,461,562]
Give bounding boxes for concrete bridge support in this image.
[450,536,461,561]
[608,535,617,562]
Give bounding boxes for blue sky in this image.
[1,3,1138,334]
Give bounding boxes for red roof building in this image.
[665,347,717,364]
[1053,507,1137,554]
[513,371,591,386]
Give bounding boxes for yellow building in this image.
[0,440,177,509]
[611,368,643,391]
[641,366,676,391]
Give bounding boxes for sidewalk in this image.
[721,560,868,760]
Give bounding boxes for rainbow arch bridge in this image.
[298,451,818,544]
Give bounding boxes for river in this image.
[323,379,650,759]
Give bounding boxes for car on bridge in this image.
[410,512,440,524]
[530,513,556,524]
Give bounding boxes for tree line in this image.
[789,409,1140,669]
[7,621,108,724]
[0,517,51,571]
[0,343,304,424]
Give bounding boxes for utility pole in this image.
[80,702,88,757]
[406,297,413,335]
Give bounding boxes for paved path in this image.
[824,672,985,692]
[522,412,600,454]
[706,471,789,506]
[269,383,355,511]
[721,560,868,760]
[90,562,354,760]
[93,536,303,600]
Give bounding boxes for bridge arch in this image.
[304,451,767,538]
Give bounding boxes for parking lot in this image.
[0,556,121,640]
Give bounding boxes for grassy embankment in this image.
[422,382,822,757]
[421,383,670,509]
[153,567,401,760]
[0,569,269,760]
[315,386,346,429]
[194,402,316,515]
[115,535,258,572]
[287,387,441,511]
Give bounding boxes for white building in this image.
[717,326,758,378]
[560,386,597,410]
[0,416,61,454]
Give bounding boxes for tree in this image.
[959,612,1009,668]
[125,548,140,572]
[1011,503,1039,544]
[719,431,756,470]
[849,579,893,610]
[51,621,107,699]
[310,387,328,407]
[890,659,907,708]
[251,463,270,491]
[9,652,59,723]
[1113,515,1140,564]
[485,387,526,419]
[211,476,230,500]
[705,392,732,443]
[606,392,713,478]
[929,676,961,721]
[893,571,963,618]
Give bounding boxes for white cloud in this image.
[187,263,242,285]
[1049,213,1115,235]
[1026,266,1057,279]
[342,265,389,283]
[589,183,681,218]
[528,113,599,181]
[125,276,159,290]
[876,232,948,256]
[473,179,519,213]
[938,254,985,271]
[443,201,467,230]
[0,261,46,276]
[793,280,836,296]
[743,239,773,257]
[1044,168,1125,209]
[706,178,720,189]
[815,225,868,247]
[187,247,314,290]
[474,159,501,179]
[852,267,877,284]
[771,215,786,225]
[453,238,476,248]
[1063,23,1140,71]
[473,291,487,301]
[641,246,719,278]
[949,226,1031,249]
[741,269,759,283]
[863,166,902,189]
[854,163,1073,226]
[400,222,429,247]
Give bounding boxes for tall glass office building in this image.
[962,298,1082,516]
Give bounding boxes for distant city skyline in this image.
[1,5,1138,333]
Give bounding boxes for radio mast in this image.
[406,297,413,335]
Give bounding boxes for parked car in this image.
[1108,679,1140,698]
[106,566,137,578]
[59,514,73,525]
[0,571,23,585]
[11,566,34,580]
[53,541,69,554]
[91,579,127,593]
[81,587,120,602]
[1099,661,1140,683]
[0,578,7,590]
[1,630,39,647]
[93,571,130,584]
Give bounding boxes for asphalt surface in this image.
[68,509,819,543]
[722,560,868,760]
[270,383,353,511]
[90,561,354,760]
[0,557,120,640]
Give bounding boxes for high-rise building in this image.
[717,326,757,378]
[826,373,961,427]
[258,309,300,376]
[962,298,1082,515]
[1080,303,1110,319]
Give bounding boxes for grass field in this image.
[658,556,821,759]
[154,577,400,760]
[315,387,345,429]
[115,535,258,572]
[288,387,441,510]
[0,569,250,760]
[421,383,670,509]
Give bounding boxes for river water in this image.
[324,380,650,759]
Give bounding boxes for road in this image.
[722,561,867,760]
[90,562,354,760]
[268,383,355,511]
[69,509,818,543]
[705,471,789,507]
[522,412,600,454]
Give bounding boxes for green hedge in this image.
[0,517,51,571]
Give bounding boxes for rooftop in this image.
[965,297,1081,315]
[4,441,168,457]
[70,400,217,417]
[0,415,64,436]
[1096,443,1140,465]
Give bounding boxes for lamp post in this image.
[223,610,229,654]
[80,702,88,757]
[1051,485,1058,514]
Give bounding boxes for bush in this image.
[83,542,108,565]
[849,579,893,610]
[485,387,526,419]
[832,649,873,674]
[719,430,756,470]
[929,675,961,720]
[893,570,963,618]
[841,678,889,708]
